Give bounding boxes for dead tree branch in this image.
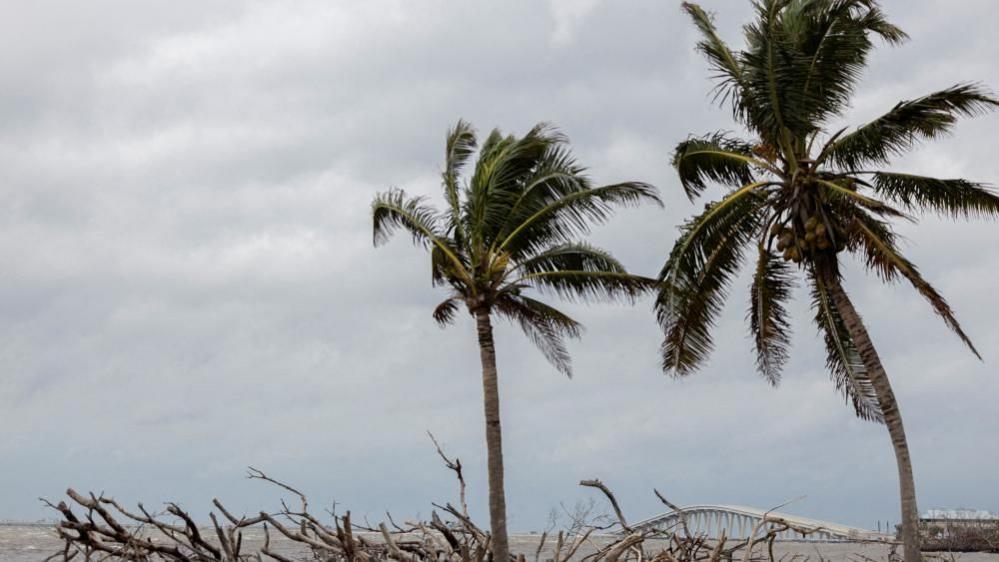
[579,479,631,533]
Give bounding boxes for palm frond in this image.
[494,294,582,377]
[739,0,800,147]
[827,84,999,170]
[809,264,884,423]
[516,270,655,304]
[792,0,906,127]
[854,1,908,44]
[442,120,477,241]
[871,172,999,219]
[466,124,565,253]
[372,189,445,248]
[681,2,746,112]
[816,178,906,218]
[672,133,761,200]
[432,297,462,328]
[372,189,471,285]
[515,242,626,276]
[497,181,661,259]
[657,183,766,376]
[739,0,907,142]
[488,144,590,251]
[850,214,981,358]
[748,246,794,385]
[464,129,517,249]
[431,245,470,289]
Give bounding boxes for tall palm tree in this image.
[658,2,998,560]
[373,121,660,562]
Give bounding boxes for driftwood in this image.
[45,445,840,562]
[921,523,999,553]
[578,480,630,533]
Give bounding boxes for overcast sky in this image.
[1,0,997,531]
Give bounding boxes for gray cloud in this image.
[1,0,997,532]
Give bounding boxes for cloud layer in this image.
[1,0,997,530]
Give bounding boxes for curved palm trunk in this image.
[823,270,921,562]
[475,309,510,562]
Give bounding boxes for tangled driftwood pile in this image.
[43,440,846,562]
[922,524,999,553]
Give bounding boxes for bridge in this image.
[629,505,889,542]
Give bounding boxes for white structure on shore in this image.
[920,507,999,536]
[921,508,999,521]
[630,505,888,542]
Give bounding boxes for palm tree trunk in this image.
[475,308,510,562]
[823,268,922,562]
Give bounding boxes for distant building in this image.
[920,508,999,537]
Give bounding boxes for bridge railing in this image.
[629,506,889,542]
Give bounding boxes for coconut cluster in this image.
[772,216,841,263]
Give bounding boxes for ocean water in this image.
[0,526,59,562]
[3,525,998,561]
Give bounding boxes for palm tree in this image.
[658,2,998,560]
[373,121,660,562]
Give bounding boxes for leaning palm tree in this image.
[373,121,660,562]
[658,2,998,560]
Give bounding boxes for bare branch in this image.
[580,479,631,532]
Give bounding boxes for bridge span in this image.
[629,505,889,542]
